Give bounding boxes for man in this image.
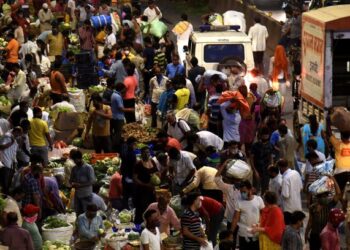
[22,204,42,250]
[104,24,116,50]
[47,26,65,59]
[220,100,241,143]
[143,37,155,98]
[168,147,196,195]
[173,75,190,111]
[276,124,297,168]
[156,131,182,151]
[110,83,134,152]
[50,60,68,104]
[0,212,34,250]
[181,192,208,249]
[187,131,224,152]
[38,3,53,33]
[172,13,193,64]
[103,53,127,84]
[268,165,282,206]
[165,110,191,148]
[140,209,162,250]
[143,0,162,23]
[248,17,268,73]
[158,81,176,125]
[77,203,104,241]
[146,193,181,236]
[5,32,19,72]
[109,169,123,210]
[69,149,96,215]
[85,95,112,153]
[281,211,306,250]
[230,180,265,250]
[28,107,53,167]
[320,208,345,250]
[7,63,28,102]
[278,159,303,225]
[166,54,185,79]
[51,94,76,112]
[188,57,205,98]
[43,176,66,216]
[78,20,96,63]
[2,186,25,227]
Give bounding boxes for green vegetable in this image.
[57,107,73,113]
[128,232,140,241]
[44,217,70,229]
[83,153,91,163]
[118,210,132,224]
[150,174,161,186]
[43,240,71,250]
[103,220,113,229]
[72,137,83,147]
[89,85,105,93]
[0,95,11,105]
[0,197,6,212]
[47,162,63,169]
[67,87,80,93]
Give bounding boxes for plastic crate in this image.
[90,152,119,164]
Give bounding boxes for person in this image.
[146,192,181,235]
[123,63,137,123]
[269,45,290,95]
[302,114,326,156]
[22,204,42,250]
[165,110,191,148]
[304,139,326,186]
[143,0,162,23]
[109,170,123,211]
[43,175,66,217]
[249,68,270,97]
[251,191,285,250]
[168,148,196,195]
[187,131,224,152]
[2,186,25,227]
[28,107,53,167]
[230,180,265,250]
[268,165,282,206]
[4,32,19,72]
[13,20,25,45]
[220,140,246,163]
[173,75,190,111]
[69,149,96,215]
[91,192,107,212]
[133,146,158,224]
[158,81,176,125]
[9,99,29,128]
[104,24,116,50]
[227,63,244,91]
[85,94,112,153]
[172,13,193,64]
[281,211,306,250]
[0,212,34,250]
[111,83,134,152]
[188,57,205,98]
[140,209,162,250]
[7,63,28,103]
[276,124,297,168]
[304,175,341,250]
[38,3,53,32]
[150,65,168,128]
[320,208,345,250]
[181,192,208,249]
[248,17,269,73]
[166,54,185,79]
[220,100,241,143]
[182,166,222,202]
[199,196,225,247]
[156,131,182,151]
[214,231,234,250]
[250,127,274,194]
[77,203,104,241]
[78,20,96,62]
[47,26,65,58]
[50,60,68,104]
[50,94,76,112]
[278,159,303,225]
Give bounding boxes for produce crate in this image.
[90,153,119,164]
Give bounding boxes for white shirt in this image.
[196,131,224,150]
[167,119,191,148]
[248,23,269,52]
[170,150,196,185]
[281,169,303,213]
[175,22,193,42]
[19,40,38,59]
[186,79,196,108]
[67,0,76,18]
[269,174,282,206]
[39,55,51,75]
[140,227,161,250]
[143,7,162,23]
[236,195,265,237]
[0,118,10,136]
[105,33,116,50]
[305,150,326,173]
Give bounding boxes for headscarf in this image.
[271,45,288,82]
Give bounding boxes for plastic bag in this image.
[169,195,183,217]
[223,11,246,33]
[200,242,214,250]
[331,107,350,132]
[314,159,335,176]
[308,176,335,194]
[226,159,251,180]
[209,13,223,26]
[150,20,168,38]
[263,91,282,108]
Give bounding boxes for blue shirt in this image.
[158,89,175,116]
[77,213,104,240]
[111,91,125,120]
[166,63,185,79]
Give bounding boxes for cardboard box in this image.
[54,129,79,144]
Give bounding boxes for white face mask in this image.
[124,50,130,55]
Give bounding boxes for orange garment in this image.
[260,206,285,244]
[123,75,138,99]
[50,71,67,95]
[6,38,19,63]
[109,172,123,199]
[271,45,289,82]
[167,137,182,151]
[217,91,250,118]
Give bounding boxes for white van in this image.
[185,29,254,72]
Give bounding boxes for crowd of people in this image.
[0,0,349,249]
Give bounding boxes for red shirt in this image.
[167,137,182,151]
[123,76,138,100]
[109,172,123,199]
[199,196,223,217]
[260,206,285,244]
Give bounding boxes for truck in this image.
[294,5,350,133]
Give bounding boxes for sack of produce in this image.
[42,217,73,244]
[331,106,350,132]
[106,232,128,249]
[68,88,85,112]
[43,240,71,250]
[308,176,335,195]
[118,209,133,224]
[314,159,335,176]
[150,19,168,38]
[223,11,246,32]
[226,159,251,180]
[0,95,12,115]
[209,13,223,26]
[169,195,183,217]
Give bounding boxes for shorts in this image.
[31,146,49,166]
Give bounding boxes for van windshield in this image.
[204,44,244,63]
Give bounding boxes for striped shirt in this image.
[0,133,18,168]
[154,52,167,71]
[208,95,221,124]
[181,209,202,249]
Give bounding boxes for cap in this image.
[23,204,40,216]
[42,3,48,9]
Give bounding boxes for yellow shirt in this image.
[48,33,64,57]
[183,166,219,193]
[29,118,49,147]
[90,105,111,137]
[175,88,190,111]
[330,135,350,171]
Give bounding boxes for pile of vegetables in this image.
[128,232,140,241]
[118,210,133,224]
[83,153,92,163]
[43,240,71,250]
[0,95,12,114]
[44,217,70,229]
[47,162,63,169]
[93,157,121,182]
[56,107,74,113]
[89,85,105,93]
[0,38,8,48]
[122,123,158,143]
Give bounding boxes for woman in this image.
[251,191,285,250]
[269,45,290,96]
[133,146,158,224]
[22,204,43,250]
[302,114,326,156]
[123,62,137,123]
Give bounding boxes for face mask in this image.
[24,214,38,224]
[124,50,130,55]
[241,191,248,200]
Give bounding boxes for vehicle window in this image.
[204,44,244,63]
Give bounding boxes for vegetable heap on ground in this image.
[122,122,158,143]
[44,216,70,229]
